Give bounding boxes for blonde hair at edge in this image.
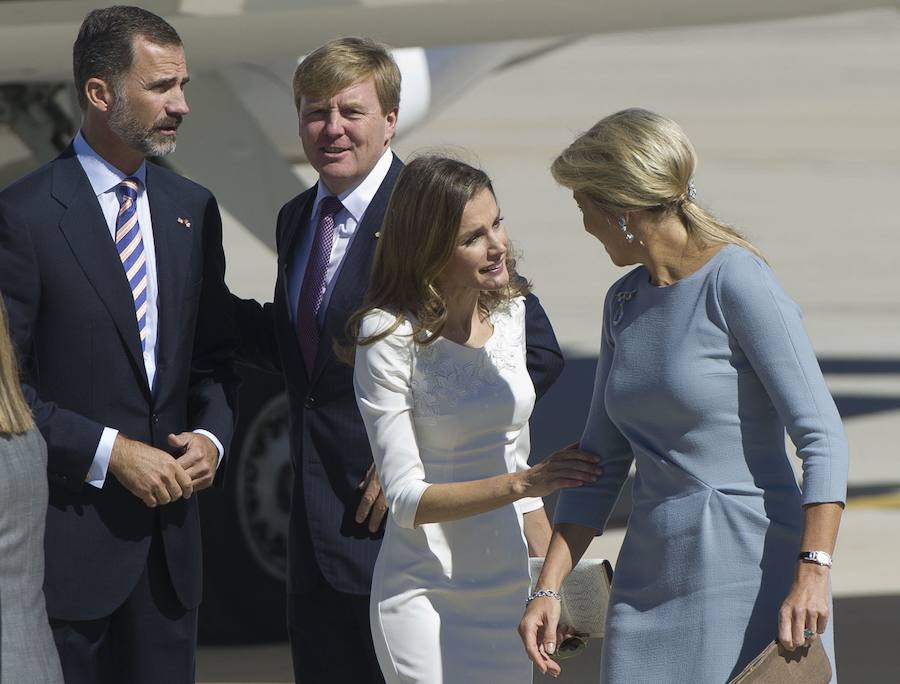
[344,156,529,357]
[0,296,34,435]
[292,36,401,115]
[551,108,763,259]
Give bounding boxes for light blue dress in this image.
[555,245,848,683]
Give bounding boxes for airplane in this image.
[1,0,897,643]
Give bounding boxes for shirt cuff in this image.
[194,429,225,469]
[515,496,545,515]
[85,427,119,489]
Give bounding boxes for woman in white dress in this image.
[349,156,601,684]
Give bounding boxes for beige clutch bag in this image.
[729,639,832,683]
[529,557,613,638]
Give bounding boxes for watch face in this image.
[801,551,832,566]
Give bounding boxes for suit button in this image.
[152,413,160,424]
[304,397,316,410]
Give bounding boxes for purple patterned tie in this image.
[297,195,343,374]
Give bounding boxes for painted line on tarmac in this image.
[845,492,900,509]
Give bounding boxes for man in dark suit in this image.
[232,37,564,682]
[0,7,236,683]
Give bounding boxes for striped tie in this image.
[115,178,148,351]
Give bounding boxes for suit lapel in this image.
[276,187,316,382]
[146,164,192,386]
[311,155,404,385]
[52,149,150,393]
[278,187,316,322]
[279,184,317,277]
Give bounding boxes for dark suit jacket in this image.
[0,145,238,621]
[233,154,564,595]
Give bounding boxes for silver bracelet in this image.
[526,589,562,605]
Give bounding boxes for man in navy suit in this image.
[232,37,564,682]
[0,7,236,683]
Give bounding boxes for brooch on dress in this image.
[612,290,637,326]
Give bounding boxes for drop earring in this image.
[617,215,634,243]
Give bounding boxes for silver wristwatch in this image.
[798,550,833,567]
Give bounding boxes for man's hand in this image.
[355,462,388,533]
[170,432,218,492]
[109,434,193,507]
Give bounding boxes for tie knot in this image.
[319,195,343,219]
[117,177,141,202]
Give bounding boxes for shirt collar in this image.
[73,130,147,197]
[313,147,394,223]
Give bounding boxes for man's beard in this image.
[108,88,180,158]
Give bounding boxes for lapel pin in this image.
[177,217,192,228]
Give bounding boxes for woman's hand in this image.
[519,596,564,677]
[778,563,830,650]
[518,446,601,499]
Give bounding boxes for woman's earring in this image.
[617,215,634,243]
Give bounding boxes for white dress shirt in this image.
[73,132,223,488]
[287,148,394,326]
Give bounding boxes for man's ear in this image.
[384,107,398,142]
[85,77,113,113]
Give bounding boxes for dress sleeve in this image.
[354,311,430,529]
[716,251,848,505]
[554,289,635,533]
[511,297,544,515]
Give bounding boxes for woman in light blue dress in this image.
[519,109,848,683]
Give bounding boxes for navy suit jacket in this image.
[233,154,564,595]
[0,145,238,620]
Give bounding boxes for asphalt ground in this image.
[201,9,900,683]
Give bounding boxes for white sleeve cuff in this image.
[515,496,544,515]
[86,427,118,488]
[391,480,431,530]
[193,429,225,468]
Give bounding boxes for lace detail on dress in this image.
[410,298,526,418]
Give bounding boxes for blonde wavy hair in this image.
[551,108,762,258]
[0,296,33,435]
[344,155,529,355]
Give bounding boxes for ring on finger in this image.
[803,628,815,640]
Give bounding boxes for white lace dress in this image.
[354,297,542,684]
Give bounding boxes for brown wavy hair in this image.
[343,155,529,357]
